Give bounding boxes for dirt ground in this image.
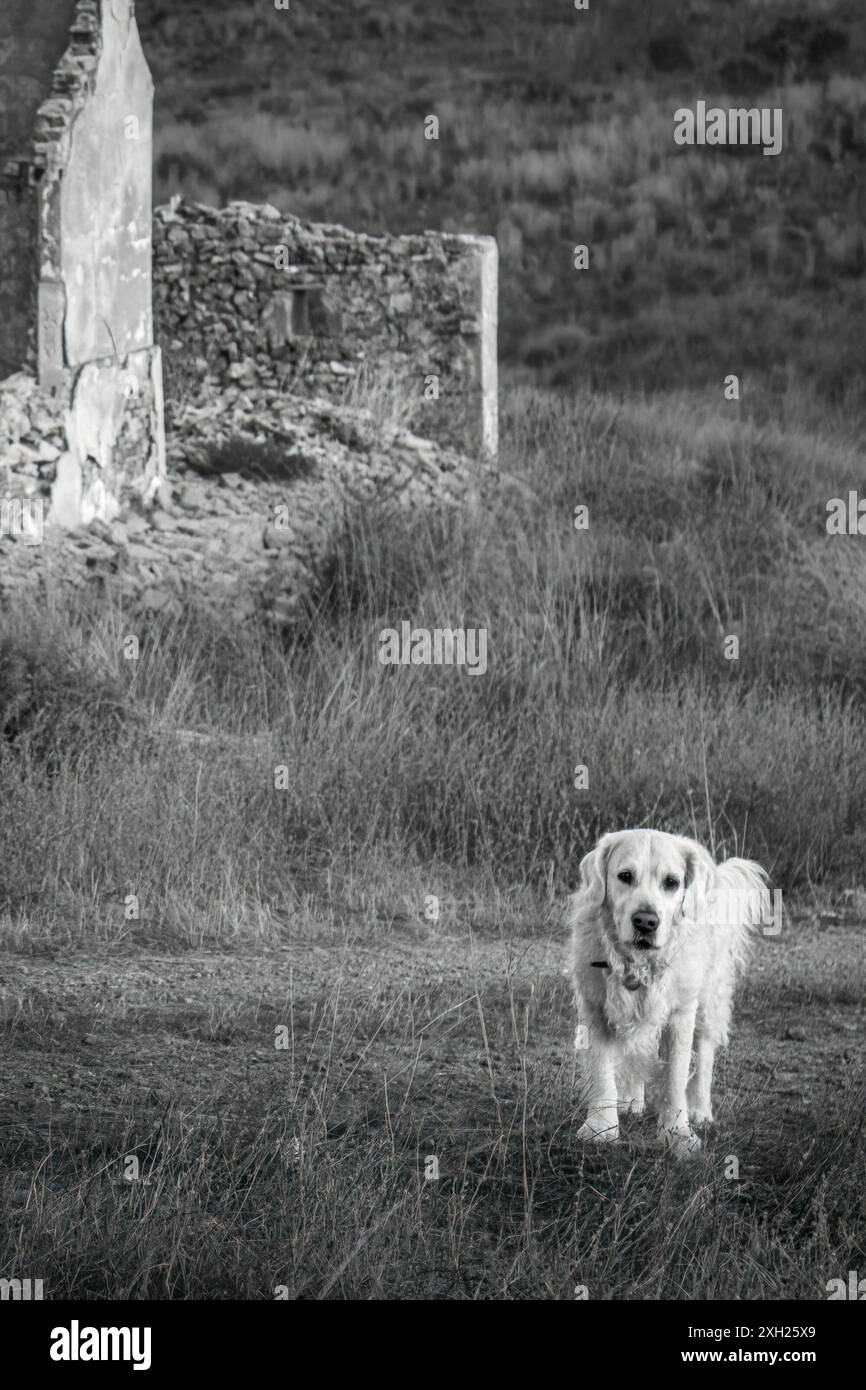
[1,905,862,1175]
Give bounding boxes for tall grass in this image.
[2,386,864,949]
[2,382,864,1300]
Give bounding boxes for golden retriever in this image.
[568,829,769,1157]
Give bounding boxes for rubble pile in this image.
[0,381,494,625]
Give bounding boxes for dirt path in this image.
[1,917,861,1156]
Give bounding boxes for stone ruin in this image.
[153,199,498,460]
[0,0,165,530]
[0,0,498,617]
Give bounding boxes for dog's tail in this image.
[709,857,772,972]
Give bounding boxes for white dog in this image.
[568,828,769,1156]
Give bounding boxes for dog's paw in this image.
[659,1123,702,1159]
[688,1105,714,1127]
[577,1118,619,1143]
[686,1083,713,1125]
[619,1095,646,1116]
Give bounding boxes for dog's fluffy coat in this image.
[568,828,769,1155]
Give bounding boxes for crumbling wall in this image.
[0,379,495,623]
[0,0,164,533]
[1,359,164,541]
[0,0,80,378]
[2,0,496,584]
[0,374,67,541]
[153,199,498,457]
[60,0,153,367]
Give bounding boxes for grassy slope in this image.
[139,0,866,411]
[2,388,865,937]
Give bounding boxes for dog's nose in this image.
[631,909,659,934]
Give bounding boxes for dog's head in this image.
[576,829,715,956]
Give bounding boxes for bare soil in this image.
[2,909,861,1185]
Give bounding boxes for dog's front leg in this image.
[618,1071,646,1115]
[658,1002,701,1157]
[577,1040,619,1143]
[687,1034,716,1125]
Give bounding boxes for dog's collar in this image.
[593,951,645,991]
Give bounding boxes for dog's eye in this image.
[663,876,681,891]
[617,870,634,884]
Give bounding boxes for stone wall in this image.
[1,355,165,538]
[153,198,498,458]
[0,0,80,379]
[0,0,164,531]
[1,1,498,609]
[0,375,67,543]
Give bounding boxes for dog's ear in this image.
[680,840,716,923]
[576,834,619,909]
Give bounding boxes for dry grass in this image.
[3,385,866,956]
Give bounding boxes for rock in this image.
[150,511,182,531]
[127,540,167,563]
[140,586,175,612]
[388,291,413,315]
[31,439,61,463]
[49,453,82,530]
[86,518,119,545]
[155,477,173,510]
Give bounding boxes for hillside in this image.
[137,0,866,415]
